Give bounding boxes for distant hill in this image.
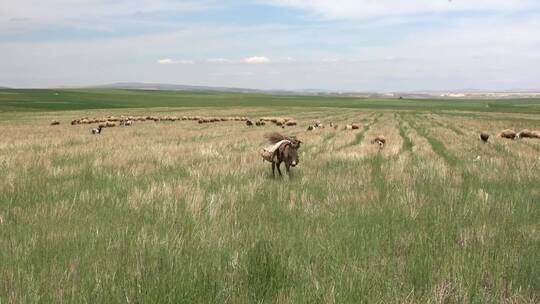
[91,82,303,95]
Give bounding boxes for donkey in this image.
[272,141,300,177]
[262,132,302,177]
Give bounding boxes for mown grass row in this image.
[337,113,381,150]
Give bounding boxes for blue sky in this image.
[1,0,540,91]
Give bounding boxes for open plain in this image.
[1,89,539,303]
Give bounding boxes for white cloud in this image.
[321,58,339,63]
[244,56,270,64]
[0,0,219,32]
[157,58,194,65]
[207,58,232,64]
[264,0,540,19]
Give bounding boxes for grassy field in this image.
[1,90,539,303]
[2,88,540,113]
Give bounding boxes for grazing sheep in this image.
[479,132,490,143]
[256,121,266,126]
[345,125,353,130]
[517,129,540,139]
[124,120,132,126]
[106,121,117,128]
[246,120,254,127]
[260,117,292,125]
[371,135,386,149]
[499,129,517,140]
[285,120,297,126]
[314,121,324,128]
[275,119,285,126]
[91,126,103,135]
[307,125,314,131]
[50,120,60,126]
[351,124,360,130]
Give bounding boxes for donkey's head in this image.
[289,136,302,150]
[282,143,300,167]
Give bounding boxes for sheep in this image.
[345,125,353,130]
[307,125,314,131]
[351,124,360,130]
[50,120,60,126]
[517,129,540,139]
[275,119,286,126]
[124,120,132,126]
[260,117,292,125]
[106,121,117,128]
[285,120,297,126]
[91,126,103,135]
[246,120,254,127]
[479,132,490,143]
[371,135,386,149]
[499,129,517,140]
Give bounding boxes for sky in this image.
[1,0,539,91]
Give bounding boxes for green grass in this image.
[2,88,540,113]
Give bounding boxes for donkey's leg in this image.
[276,161,283,176]
[272,162,276,178]
[285,163,290,174]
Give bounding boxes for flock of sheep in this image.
[52,115,251,134]
[480,129,540,142]
[245,117,298,127]
[51,115,539,148]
